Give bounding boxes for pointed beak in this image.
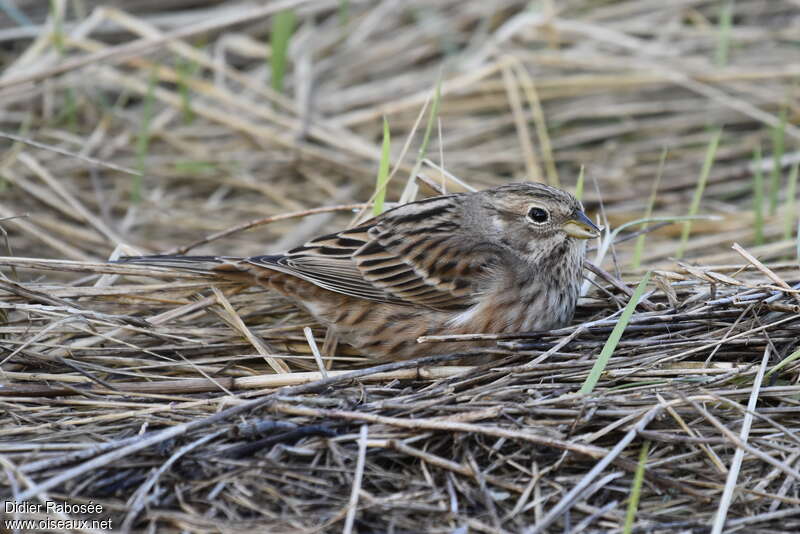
[562,211,601,239]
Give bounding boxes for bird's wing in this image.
[246,196,491,310]
[245,223,401,304]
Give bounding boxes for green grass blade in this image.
[785,162,799,242]
[574,165,585,202]
[677,129,722,259]
[623,440,651,534]
[714,0,734,67]
[134,68,157,203]
[580,271,651,395]
[53,87,78,132]
[49,0,64,53]
[177,56,199,124]
[373,117,391,215]
[769,107,787,215]
[765,348,800,381]
[632,148,667,269]
[270,10,296,93]
[753,144,765,245]
[415,77,442,170]
[400,77,443,204]
[0,116,32,193]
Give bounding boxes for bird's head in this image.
[474,182,600,262]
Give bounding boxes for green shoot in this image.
[785,162,798,242]
[53,87,78,132]
[415,77,442,172]
[677,129,721,259]
[769,107,788,215]
[373,117,391,215]
[623,440,651,534]
[177,56,199,124]
[134,68,157,203]
[49,0,73,131]
[1,118,32,193]
[49,0,64,54]
[753,144,765,246]
[339,0,350,26]
[270,10,296,93]
[765,348,800,381]
[400,77,442,204]
[580,271,651,394]
[714,0,734,67]
[575,165,585,202]
[632,148,667,269]
[769,107,787,215]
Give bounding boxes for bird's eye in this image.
[527,207,549,224]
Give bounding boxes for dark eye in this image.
[527,207,549,224]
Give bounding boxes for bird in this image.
[120,182,600,360]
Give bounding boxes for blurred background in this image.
[1,0,797,270]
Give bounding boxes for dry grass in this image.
[1,1,800,532]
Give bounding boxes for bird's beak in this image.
[562,211,601,239]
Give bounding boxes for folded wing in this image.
[246,196,490,310]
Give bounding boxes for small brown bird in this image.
[123,183,599,360]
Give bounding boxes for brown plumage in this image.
[121,182,600,360]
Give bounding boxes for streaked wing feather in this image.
[246,225,405,304]
[247,255,400,303]
[354,196,485,310]
[245,195,484,310]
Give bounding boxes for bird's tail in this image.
[114,255,246,276]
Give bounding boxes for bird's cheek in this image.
[526,236,553,257]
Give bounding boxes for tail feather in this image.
[115,255,243,275]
